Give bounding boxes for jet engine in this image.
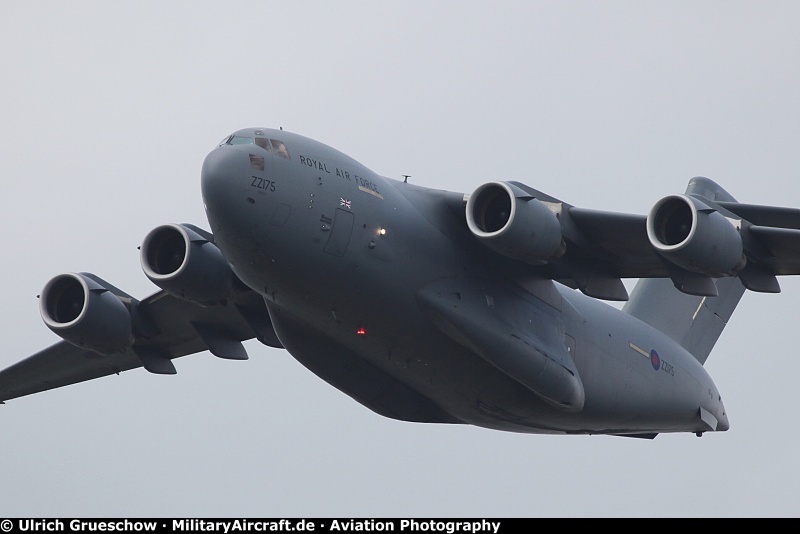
[40,273,132,354]
[647,194,746,276]
[466,181,565,265]
[141,223,234,305]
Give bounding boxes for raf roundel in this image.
[650,350,661,371]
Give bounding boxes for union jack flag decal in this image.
[340,198,352,209]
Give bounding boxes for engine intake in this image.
[647,195,746,276]
[466,181,564,265]
[40,273,132,354]
[141,224,233,305]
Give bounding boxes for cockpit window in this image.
[253,137,291,159]
[225,133,291,160]
[230,136,254,145]
[271,140,290,159]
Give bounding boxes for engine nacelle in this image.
[647,194,746,276]
[141,223,233,305]
[40,273,132,354]
[466,181,565,265]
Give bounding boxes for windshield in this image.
[222,132,291,159]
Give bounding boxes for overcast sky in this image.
[2,1,800,518]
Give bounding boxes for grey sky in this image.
[2,1,799,517]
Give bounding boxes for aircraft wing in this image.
[0,286,279,403]
[466,178,800,300]
[536,207,671,301]
[559,207,667,276]
[561,204,800,279]
[716,201,800,275]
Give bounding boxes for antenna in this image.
[402,175,411,183]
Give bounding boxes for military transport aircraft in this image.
[3,128,799,439]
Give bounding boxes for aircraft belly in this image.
[264,303,462,424]
[264,300,559,431]
[249,262,587,433]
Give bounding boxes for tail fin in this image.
[623,178,747,364]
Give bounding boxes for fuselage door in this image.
[324,208,355,257]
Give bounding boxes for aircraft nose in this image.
[201,145,254,229]
[200,145,262,256]
[202,146,243,207]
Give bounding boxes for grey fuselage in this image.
[201,128,728,436]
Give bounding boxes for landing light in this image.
[378,228,387,236]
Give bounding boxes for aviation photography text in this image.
[4,520,504,534]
